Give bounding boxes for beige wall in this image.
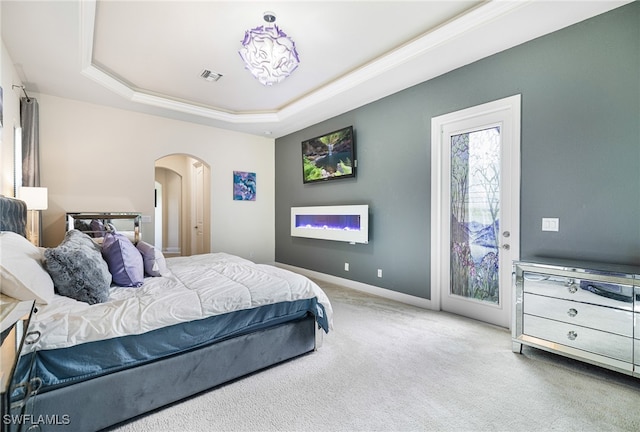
[1,40,23,197]
[2,37,275,262]
[35,94,275,263]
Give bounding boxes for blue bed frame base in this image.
[16,315,316,431]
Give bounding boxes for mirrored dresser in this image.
[66,212,142,244]
[513,259,640,377]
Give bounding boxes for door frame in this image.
[430,94,521,328]
[190,161,206,255]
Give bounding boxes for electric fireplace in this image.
[290,205,369,244]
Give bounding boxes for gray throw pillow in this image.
[44,230,112,304]
[136,240,169,277]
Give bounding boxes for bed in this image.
[0,195,333,431]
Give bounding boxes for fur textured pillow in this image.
[44,230,112,304]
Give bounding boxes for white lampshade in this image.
[19,187,48,210]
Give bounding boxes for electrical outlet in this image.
[542,218,559,232]
[344,263,349,271]
[377,269,383,278]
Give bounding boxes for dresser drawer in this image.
[523,314,633,362]
[523,272,633,310]
[524,293,633,337]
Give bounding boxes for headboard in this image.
[0,195,28,237]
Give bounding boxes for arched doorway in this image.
[155,154,211,256]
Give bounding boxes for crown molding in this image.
[78,0,529,127]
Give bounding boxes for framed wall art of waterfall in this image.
[301,125,356,184]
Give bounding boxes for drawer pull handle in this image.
[567,308,578,317]
[25,330,41,345]
[567,331,578,341]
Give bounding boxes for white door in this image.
[430,95,521,328]
[192,162,205,255]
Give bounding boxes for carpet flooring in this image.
[110,280,640,432]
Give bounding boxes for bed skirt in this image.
[10,315,317,432]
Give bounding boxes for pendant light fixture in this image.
[238,11,300,86]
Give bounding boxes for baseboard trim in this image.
[274,262,436,310]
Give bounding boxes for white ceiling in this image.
[1,0,631,138]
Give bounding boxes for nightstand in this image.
[1,298,39,432]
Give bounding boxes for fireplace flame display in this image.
[291,205,369,244]
[295,215,361,231]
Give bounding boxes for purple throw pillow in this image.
[90,219,105,238]
[102,232,144,287]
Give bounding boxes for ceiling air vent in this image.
[200,69,223,82]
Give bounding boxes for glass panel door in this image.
[431,95,520,329]
[450,127,501,304]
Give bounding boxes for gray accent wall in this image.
[275,2,640,300]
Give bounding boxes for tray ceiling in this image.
[1,1,631,138]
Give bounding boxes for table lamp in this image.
[19,186,48,245]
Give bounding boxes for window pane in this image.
[450,126,501,304]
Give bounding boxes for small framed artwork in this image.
[233,171,256,201]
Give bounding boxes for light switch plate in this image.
[542,218,559,232]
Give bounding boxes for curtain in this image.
[21,97,40,187]
[20,96,42,245]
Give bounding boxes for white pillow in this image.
[0,231,55,304]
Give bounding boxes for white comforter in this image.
[25,253,333,352]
